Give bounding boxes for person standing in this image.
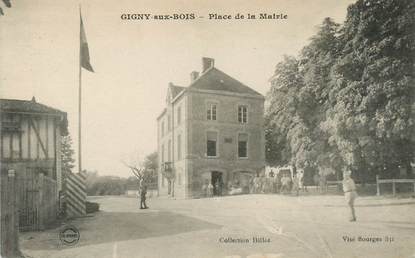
[313,173,320,192]
[292,174,300,196]
[272,174,279,193]
[297,170,304,192]
[207,182,214,197]
[140,185,148,209]
[269,169,275,178]
[202,181,208,197]
[214,180,221,196]
[253,175,259,193]
[280,175,288,194]
[320,175,327,193]
[342,170,357,221]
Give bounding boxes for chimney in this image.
[202,57,214,73]
[190,71,199,83]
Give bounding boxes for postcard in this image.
[1,0,414,257]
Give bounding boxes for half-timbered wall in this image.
[1,112,62,190]
[1,113,58,161]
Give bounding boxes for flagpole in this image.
[78,7,82,174]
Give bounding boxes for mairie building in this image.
[157,57,265,199]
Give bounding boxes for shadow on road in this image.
[21,210,222,251]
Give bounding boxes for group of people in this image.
[141,169,357,222]
[202,181,214,197]
[202,180,223,197]
[250,170,305,195]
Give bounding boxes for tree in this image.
[266,18,342,174]
[298,17,344,176]
[142,152,158,188]
[121,152,156,192]
[61,135,75,181]
[266,0,415,182]
[84,170,128,196]
[265,55,302,167]
[326,0,415,179]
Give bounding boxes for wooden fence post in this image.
[38,173,45,230]
[376,175,380,196]
[392,180,396,196]
[1,169,21,257]
[11,170,20,256]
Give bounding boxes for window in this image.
[161,121,165,136]
[168,140,172,161]
[238,105,248,123]
[207,131,218,157]
[177,106,182,125]
[207,103,217,120]
[238,133,248,158]
[177,134,182,160]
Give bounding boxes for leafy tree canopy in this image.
[266,0,415,180]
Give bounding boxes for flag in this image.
[80,14,94,72]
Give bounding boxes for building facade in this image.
[157,58,265,199]
[0,97,67,191]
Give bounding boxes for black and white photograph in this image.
[0,0,414,257]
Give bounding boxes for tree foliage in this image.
[0,0,12,16]
[85,171,128,196]
[61,135,75,181]
[265,0,415,180]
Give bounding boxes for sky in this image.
[0,0,356,178]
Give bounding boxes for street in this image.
[21,194,415,258]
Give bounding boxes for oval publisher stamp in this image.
[59,225,80,246]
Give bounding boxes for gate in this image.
[17,173,39,231]
[17,172,58,231]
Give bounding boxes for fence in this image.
[376,175,415,196]
[16,173,58,231]
[325,180,342,192]
[1,170,20,257]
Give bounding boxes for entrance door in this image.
[211,171,223,196]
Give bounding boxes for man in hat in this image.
[140,185,149,209]
[342,170,357,221]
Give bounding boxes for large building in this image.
[157,58,265,199]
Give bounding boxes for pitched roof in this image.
[0,98,66,115]
[189,67,262,96]
[158,62,264,120]
[169,85,186,98]
[0,98,68,135]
